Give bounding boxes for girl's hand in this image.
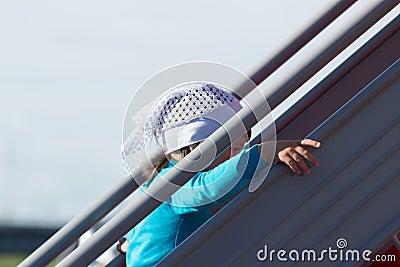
[274,139,321,175]
[258,139,321,175]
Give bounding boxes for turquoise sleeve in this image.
[170,144,268,215]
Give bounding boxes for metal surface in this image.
[158,15,400,265]
[55,2,399,266]
[392,234,400,252]
[159,59,400,267]
[158,14,400,265]
[254,0,398,111]
[250,14,400,144]
[105,254,125,267]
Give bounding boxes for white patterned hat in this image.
[122,82,241,175]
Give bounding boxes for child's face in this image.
[204,133,249,171]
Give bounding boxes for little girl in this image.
[121,82,321,266]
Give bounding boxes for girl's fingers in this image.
[300,139,321,148]
[275,139,321,175]
[295,146,319,167]
[288,149,310,174]
[280,154,301,175]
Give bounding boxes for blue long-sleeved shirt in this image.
[126,144,267,266]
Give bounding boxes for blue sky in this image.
[0,1,396,227]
